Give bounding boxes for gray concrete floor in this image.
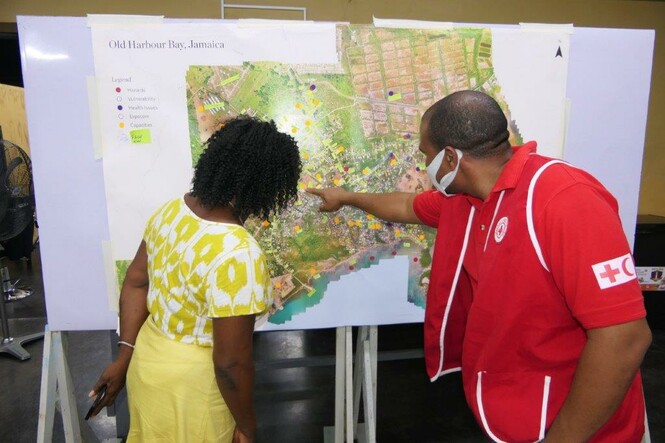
[0,247,663,442]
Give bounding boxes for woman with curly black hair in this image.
[90,116,302,443]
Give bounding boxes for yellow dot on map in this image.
[294,225,301,232]
[291,127,298,134]
[419,234,425,241]
[347,221,355,227]
[395,229,401,235]
[334,217,341,224]
[262,220,270,228]
[333,178,341,186]
[303,153,309,160]
[312,99,320,106]
[305,120,312,126]
[355,221,362,227]
[315,173,323,181]
[362,167,370,176]
[275,282,282,289]
[118,122,125,128]
[197,106,204,112]
[309,268,317,275]
[337,146,345,153]
[366,214,374,220]
[295,103,302,109]
[390,159,397,166]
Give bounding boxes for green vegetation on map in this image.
[185,25,522,324]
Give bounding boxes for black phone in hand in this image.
[85,385,107,420]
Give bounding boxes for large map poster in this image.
[91,21,569,330]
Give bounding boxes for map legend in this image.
[110,79,158,144]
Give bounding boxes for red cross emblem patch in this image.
[591,253,636,289]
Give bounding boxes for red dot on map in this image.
[115,87,121,93]
[349,265,355,271]
[343,166,349,172]
[310,84,316,91]
[388,91,394,96]
[413,257,419,262]
[370,256,375,261]
[392,251,397,256]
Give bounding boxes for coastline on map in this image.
[268,239,428,325]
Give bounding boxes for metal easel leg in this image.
[345,326,353,443]
[325,326,352,443]
[37,327,84,443]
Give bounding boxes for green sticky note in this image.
[350,259,357,265]
[203,101,225,110]
[220,74,240,86]
[388,93,402,101]
[130,129,151,144]
[307,289,317,297]
[404,242,411,247]
[313,274,321,279]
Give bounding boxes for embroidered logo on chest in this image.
[494,216,509,243]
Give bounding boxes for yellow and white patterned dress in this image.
[126,197,270,442]
[144,196,271,344]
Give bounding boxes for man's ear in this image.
[445,147,455,164]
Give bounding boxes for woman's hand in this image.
[88,357,131,418]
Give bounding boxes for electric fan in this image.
[0,127,42,360]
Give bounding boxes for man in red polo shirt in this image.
[307,91,651,442]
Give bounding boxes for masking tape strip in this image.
[560,98,572,159]
[101,240,120,312]
[373,17,455,29]
[86,76,103,160]
[519,23,574,34]
[86,14,164,27]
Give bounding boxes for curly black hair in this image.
[191,115,302,221]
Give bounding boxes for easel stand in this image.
[324,325,378,443]
[37,327,83,442]
[37,326,106,443]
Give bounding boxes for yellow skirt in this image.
[126,318,235,442]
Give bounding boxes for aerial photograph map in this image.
[185,25,522,326]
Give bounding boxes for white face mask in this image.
[426,148,463,196]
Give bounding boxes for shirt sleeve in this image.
[142,211,158,245]
[206,245,271,318]
[537,183,645,329]
[413,190,445,228]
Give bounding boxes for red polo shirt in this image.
[413,142,646,442]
